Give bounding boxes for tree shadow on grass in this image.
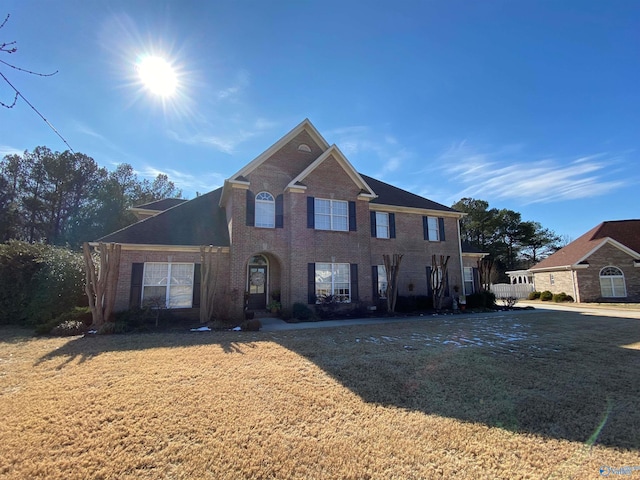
[31,310,640,450]
[34,330,260,367]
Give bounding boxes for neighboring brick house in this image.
[528,220,640,303]
[99,119,481,319]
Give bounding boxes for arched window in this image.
[255,192,275,228]
[599,266,626,298]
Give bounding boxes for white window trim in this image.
[599,266,627,298]
[142,262,194,309]
[255,191,275,228]
[375,212,390,239]
[427,216,440,241]
[463,267,474,296]
[315,198,348,231]
[315,262,351,303]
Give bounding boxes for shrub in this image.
[466,291,496,309]
[528,291,541,300]
[553,292,568,303]
[0,241,85,326]
[35,307,92,335]
[565,295,575,303]
[292,302,315,321]
[50,320,87,336]
[240,319,261,331]
[540,290,553,301]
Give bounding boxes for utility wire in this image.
[0,70,74,153]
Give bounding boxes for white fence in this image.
[490,283,534,299]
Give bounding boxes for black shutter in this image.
[389,213,396,238]
[372,265,379,300]
[246,190,255,226]
[426,266,433,298]
[350,264,359,302]
[130,263,144,309]
[275,194,284,228]
[370,211,377,237]
[473,267,480,293]
[438,217,446,241]
[423,216,429,240]
[192,264,201,308]
[348,201,357,231]
[308,263,316,304]
[307,197,315,229]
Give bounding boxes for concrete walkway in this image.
[515,300,640,319]
[258,301,640,332]
[258,309,531,332]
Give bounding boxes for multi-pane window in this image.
[599,266,626,297]
[377,265,388,298]
[315,263,351,302]
[315,198,348,231]
[142,262,194,308]
[463,267,474,296]
[376,212,390,239]
[255,192,275,228]
[427,216,440,241]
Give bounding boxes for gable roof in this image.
[131,198,188,211]
[530,219,640,271]
[98,188,230,247]
[286,145,377,199]
[361,174,460,214]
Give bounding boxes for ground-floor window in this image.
[315,263,351,302]
[142,262,194,308]
[463,267,474,296]
[377,265,388,299]
[599,266,626,298]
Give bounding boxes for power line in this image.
[0,70,74,153]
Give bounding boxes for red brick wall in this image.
[114,249,230,313]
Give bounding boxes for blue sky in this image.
[1,0,638,242]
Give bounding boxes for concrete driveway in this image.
[259,301,640,331]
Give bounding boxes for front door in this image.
[247,264,267,310]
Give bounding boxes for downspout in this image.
[571,268,579,302]
[457,217,464,294]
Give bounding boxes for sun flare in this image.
[136,55,177,97]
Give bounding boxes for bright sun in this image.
[136,55,177,97]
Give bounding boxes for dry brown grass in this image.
[1,310,638,479]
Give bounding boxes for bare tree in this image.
[83,242,121,328]
[430,255,450,311]
[477,257,494,291]
[382,254,403,313]
[200,246,221,324]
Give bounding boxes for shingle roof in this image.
[530,219,640,270]
[132,198,188,211]
[360,174,458,213]
[98,188,230,246]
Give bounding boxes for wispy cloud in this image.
[325,125,412,178]
[0,145,23,157]
[135,165,226,197]
[167,117,279,154]
[438,142,628,204]
[216,70,250,101]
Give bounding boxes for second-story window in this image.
[376,212,390,238]
[315,198,348,231]
[255,192,275,228]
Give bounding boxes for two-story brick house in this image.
[99,119,476,319]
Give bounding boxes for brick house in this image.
[528,220,640,302]
[99,119,482,319]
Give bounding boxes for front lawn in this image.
[0,310,638,479]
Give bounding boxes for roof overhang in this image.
[285,144,377,200]
[370,203,465,218]
[88,243,230,253]
[575,237,640,265]
[529,264,590,273]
